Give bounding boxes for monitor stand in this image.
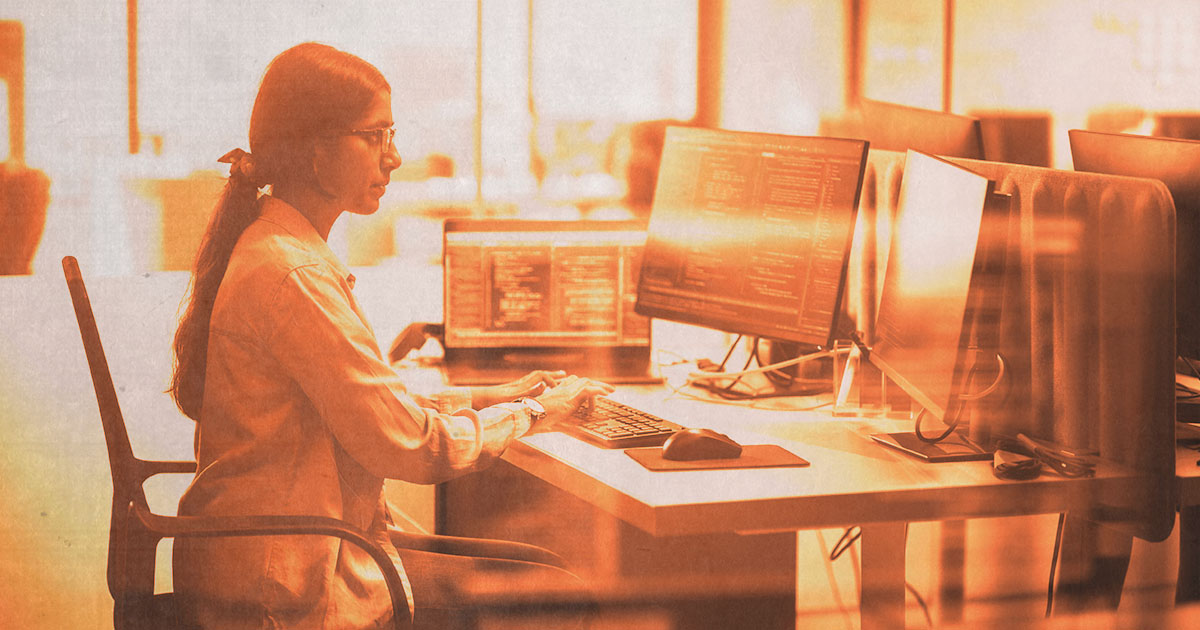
[870,429,992,463]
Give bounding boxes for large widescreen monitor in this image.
[635,126,869,348]
[859,98,986,159]
[1069,129,1200,363]
[868,151,1009,459]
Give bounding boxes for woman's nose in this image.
[383,141,401,170]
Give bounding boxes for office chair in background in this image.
[0,161,50,275]
[62,256,413,630]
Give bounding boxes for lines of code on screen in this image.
[636,127,867,346]
[444,228,650,348]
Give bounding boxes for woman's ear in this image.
[309,141,338,199]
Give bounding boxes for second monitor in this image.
[868,151,1011,461]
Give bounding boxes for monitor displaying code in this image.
[443,222,650,349]
[635,126,868,346]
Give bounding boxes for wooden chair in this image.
[62,256,411,630]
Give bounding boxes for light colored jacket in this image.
[173,196,531,629]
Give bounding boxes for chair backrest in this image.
[0,161,51,275]
[62,257,143,497]
[62,255,169,624]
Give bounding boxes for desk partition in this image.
[847,152,1177,543]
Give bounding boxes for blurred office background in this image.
[3,1,1199,628]
[6,0,1200,277]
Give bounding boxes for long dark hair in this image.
[170,43,390,421]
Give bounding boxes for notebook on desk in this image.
[440,219,661,386]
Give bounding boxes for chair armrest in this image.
[388,528,568,570]
[133,504,410,630]
[138,459,197,479]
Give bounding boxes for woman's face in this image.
[314,91,401,216]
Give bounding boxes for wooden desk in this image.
[502,386,1141,630]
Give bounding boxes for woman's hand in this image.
[470,370,566,410]
[529,375,615,433]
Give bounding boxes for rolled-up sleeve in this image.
[262,263,530,484]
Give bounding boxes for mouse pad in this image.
[625,444,810,471]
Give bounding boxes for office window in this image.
[861,0,945,111]
[722,1,846,135]
[529,0,697,203]
[953,0,1200,168]
[137,2,478,179]
[136,1,697,206]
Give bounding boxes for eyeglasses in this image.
[342,126,396,158]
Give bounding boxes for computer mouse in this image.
[661,428,743,461]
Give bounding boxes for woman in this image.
[169,42,611,629]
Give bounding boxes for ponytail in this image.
[169,42,390,421]
[169,162,262,421]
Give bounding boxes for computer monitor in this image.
[1153,112,1200,141]
[858,98,986,159]
[441,219,657,385]
[634,126,869,349]
[867,151,1009,460]
[1068,129,1200,362]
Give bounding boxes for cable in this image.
[685,341,833,401]
[690,348,758,400]
[914,407,961,444]
[829,526,861,561]
[658,358,832,411]
[686,347,838,384]
[957,353,1006,401]
[1046,513,1065,617]
[827,524,932,629]
[716,334,743,372]
[906,581,933,629]
[1186,355,1200,381]
[914,352,1007,445]
[1015,434,1096,478]
[754,338,821,390]
[813,531,855,630]
[653,348,692,368]
[1177,382,1200,401]
[752,338,789,387]
[690,334,755,399]
[655,342,834,405]
[1177,356,1200,400]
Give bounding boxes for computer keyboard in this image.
[568,397,686,449]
